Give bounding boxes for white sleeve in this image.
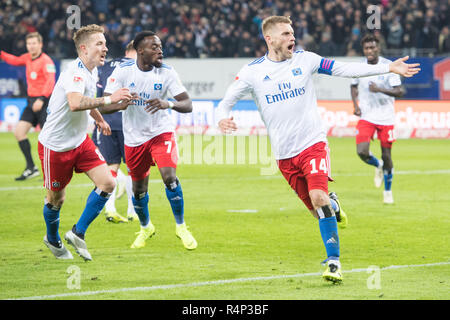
[166,69,187,97]
[64,68,86,94]
[351,78,359,85]
[331,60,389,78]
[215,78,252,126]
[306,51,390,78]
[388,73,402,87]
[104,67,122,95]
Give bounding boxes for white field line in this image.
[1,169,449,192]
[7,261,450,300]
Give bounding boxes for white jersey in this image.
[216,51,390,159]
[104,60,186,147]
[39,58,98,152]
[351,57,401,125]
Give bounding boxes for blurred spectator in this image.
[438,26,450,54]
[318,29,337,57]
[387,18,403,49]
[0,0,448,59]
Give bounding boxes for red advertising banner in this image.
[317,100,450,139]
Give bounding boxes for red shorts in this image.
[38,135,106,191]
[277,142,332,211]
[125,132,178,181]
[356,120,395,148]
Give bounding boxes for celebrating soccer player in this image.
[216,16,420,282]
[38,25,135,260]
[351,34,405,204]
[0,32,56,181]
[93,41,138,223]
[103,31,197,250]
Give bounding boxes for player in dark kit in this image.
[93,41,137,223]
[0,32,56,180]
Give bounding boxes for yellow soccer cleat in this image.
[105,210,128,223]
[329,192,348,229]
[176,224,197,250]
[130,223,155,249]
[322,260,343,283]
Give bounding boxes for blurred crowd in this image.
[1,0,449,59]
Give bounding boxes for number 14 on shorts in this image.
[310,158,328,174]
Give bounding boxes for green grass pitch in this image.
[0,132,449,300]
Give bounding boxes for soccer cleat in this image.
[329,192,348,229]
[127,212,139,222]
[374,160,384,188]
[383,190,394,204]
[116,179,126,199]
[64,228,92,261]
[176,224,197,250]
[322,260,343,283]
[105,210,128,223]
[43,235,73,260]
[15,166,39,181]
[130,223,156,249]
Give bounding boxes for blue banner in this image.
[0,98,27,123]
[388,57,449,100]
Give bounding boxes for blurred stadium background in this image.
[0,0,449,137]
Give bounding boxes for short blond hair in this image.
[73,24,104,52]
[262,16,292,36]
[26,32,43,43]
[125,40,135,53]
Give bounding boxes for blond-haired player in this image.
[38,25,136,260]
[217,16,420,282]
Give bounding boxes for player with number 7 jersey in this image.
[103,31,197,250]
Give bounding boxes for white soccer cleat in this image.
[374,159,384,188]
[383,190,394,204]
[43,235,73,260]
[64,228,92,261]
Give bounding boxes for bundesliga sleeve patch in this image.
[318,58,335,75]
[46,64,56,73]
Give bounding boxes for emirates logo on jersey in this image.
[73,76,83,82]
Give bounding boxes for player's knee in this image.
[100,177,116,194]
[309,190,329,209]
[357,149,370,160]
[14,127,26,140]
[162,174,177,189]
[132,183,147,199]
[47,194,65,208]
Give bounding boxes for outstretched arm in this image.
[0,51,27,66]
[331,56,420,78]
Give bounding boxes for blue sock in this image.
[165,180,184,225]
[365,155,380,167]
[384,169,393,191]
[329,198,339,213]
[75,188,110,235]
[132,192,150,227]
[319,216,340,259]
[43,203,61,244]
